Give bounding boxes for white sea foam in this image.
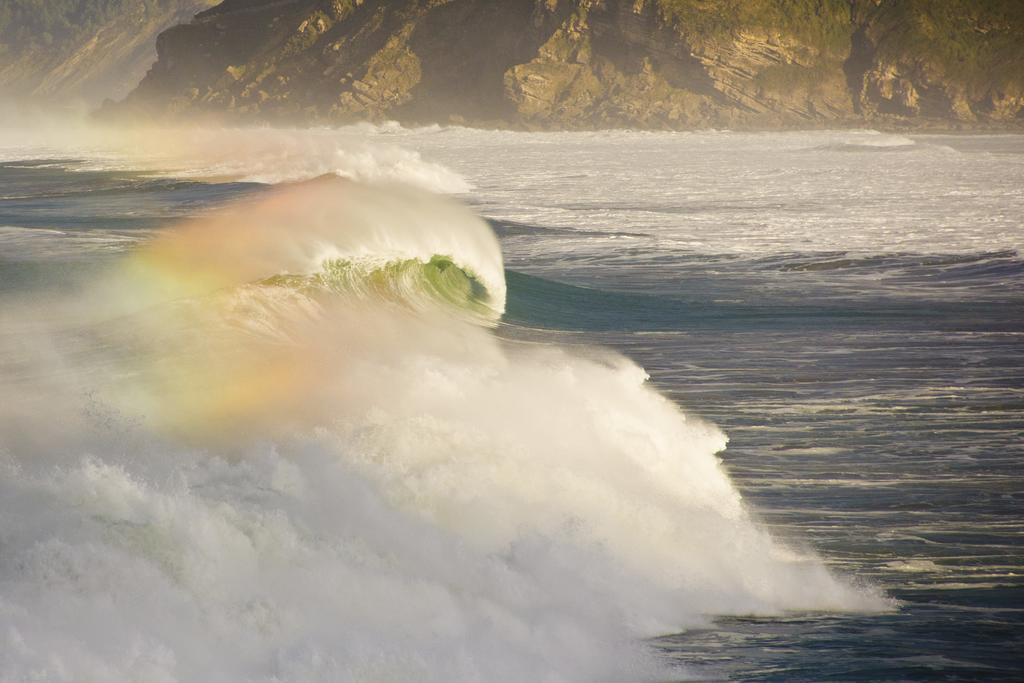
[159,128,472,192]
[0,180,887,682]
[0,124,471,194]
[841,133,916,147]
[4,123,1021,255]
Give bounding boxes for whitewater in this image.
[0,125,1021,681]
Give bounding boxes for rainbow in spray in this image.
[0,163,888,681]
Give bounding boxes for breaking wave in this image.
[811,134,918,153]
[263,255,495,322]
[0,178,888,681]
[0,124,470,193]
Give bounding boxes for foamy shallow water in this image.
[0,126,1021,681]
[357,127,1024,256]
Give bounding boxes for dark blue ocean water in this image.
[501,263,1024,681]
[1,147,1022,680]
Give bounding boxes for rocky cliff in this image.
[0,0,219,107]
[111,0,1024,129]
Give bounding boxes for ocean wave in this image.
[260,255,495,323]
[810,134,918,153]
[0,179,887,681]
[110,176,506,317]
[0,125,471,193]
[763,250,1021,273]
[114,127,471,192]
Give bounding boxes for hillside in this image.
[103,0,1024,128]
[0,0,218,106]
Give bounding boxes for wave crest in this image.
[0,124,471,193]
[110,177,505,317]
[263,255,494,321]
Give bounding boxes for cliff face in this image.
[0,1,219,107]
[113,0,1024,129]
[848,1,1024,123]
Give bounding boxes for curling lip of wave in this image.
[263,254,496,320]
[116,176,506,317]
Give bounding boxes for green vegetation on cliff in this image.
[0,0,163,52]
[0,0,216,103]
[10,0,1016,128]
[657,0,851,53]
[863,0,1024,95]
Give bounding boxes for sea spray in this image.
[0,179,887,681]
[0,124,470,193]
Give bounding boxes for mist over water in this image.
[1,124,1021,681]
[0,124,469,192]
